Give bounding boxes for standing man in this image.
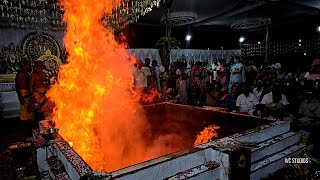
[211,60,218,82]
[245,61,257,84]
[144,58,155,90]
[30,61,51,122]
[15,60,33,122]
[133,60,151,92]
[152,60,161,91]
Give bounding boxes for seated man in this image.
[261,83,290,118]
[296,89,320,154]
[298,90,320,119]
[236,84,259,115]
[253,80,264,102]
[161,87,180,103]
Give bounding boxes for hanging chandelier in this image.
[101,0,161,31]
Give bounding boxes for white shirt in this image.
[271,63,281,69]
[212,64,217,81]
[304,72,310,79]
[261,92,289,106]
[253,87,263,101]
[305,72,320,81]
[176,69,182,76]
[236,93,259,114]
[133,67,151,88]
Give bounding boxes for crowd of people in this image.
[14,55,320,128]
[133,56,320,120]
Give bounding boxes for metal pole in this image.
[239,43,242,58]
[165,9,169,37]
[221,46,225,59]
[266,26,269,62]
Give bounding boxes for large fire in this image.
[47,0,217,172]
[194,125,220,146]
[47,0,161,171]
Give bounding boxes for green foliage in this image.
[155,36,180,70]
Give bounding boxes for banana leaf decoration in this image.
[155,36,180,71]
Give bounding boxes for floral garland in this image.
[0,0,160,31]
[102,0,161,31]
[0,43,23,74]
[0,0,65,31]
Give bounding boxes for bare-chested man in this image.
[30,61,54,121]
[15,60,32,121]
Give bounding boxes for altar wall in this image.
[0,28,239,66]
[0,28,64,48]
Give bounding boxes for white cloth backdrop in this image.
[126,49,161,64]
[126,49,241,65]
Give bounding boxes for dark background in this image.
[123,17,320,50]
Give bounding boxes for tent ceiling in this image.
[137,0,320,30]
[0,0,319,31]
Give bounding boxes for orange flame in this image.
[194,125,220,146]
[68,142,74,148]
[140,88,162,104]
[47,0,167,171]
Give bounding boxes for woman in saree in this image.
[228,56,245,92]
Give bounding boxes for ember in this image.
[140,88,162,104]
[194,125,220,146]
[68,142,73,148]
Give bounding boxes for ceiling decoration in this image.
[0,0,65,31]
[231,18,272,30]
[102,0,161,31]
[136,0,320,30]
[0,0,161,31]
[160,12,198,26]
[0,0,318,31]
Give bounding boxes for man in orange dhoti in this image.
[15,61,33,122]
[30,61,54,122]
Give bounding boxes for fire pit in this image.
[143,103,270,145]
[36,103,306,180]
